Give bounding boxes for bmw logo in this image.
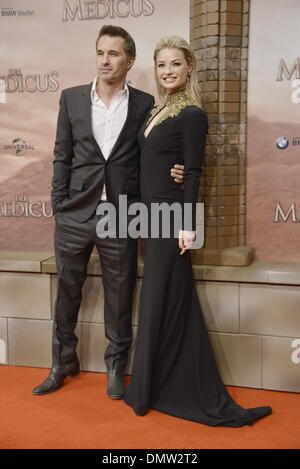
[276,137,289,150]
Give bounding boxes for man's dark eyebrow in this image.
[97,48,120,54]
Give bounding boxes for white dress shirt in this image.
[91,77,129,201]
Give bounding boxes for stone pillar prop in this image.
[190,0,254,265]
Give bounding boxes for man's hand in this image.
[170,164,184,184]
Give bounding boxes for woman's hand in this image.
[179,230,196,255]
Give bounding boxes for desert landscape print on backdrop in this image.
[0,0,188,252]
[247,0,300,261]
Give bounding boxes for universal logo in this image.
[0,195,52,218]
[2,138,35,156]
[1,7,34,16]
[62,0,154,21]
[275,136,300,149]
[0,69,59,93]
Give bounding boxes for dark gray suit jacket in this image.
[51,82,154,222]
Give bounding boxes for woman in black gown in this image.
[123,36,272,427]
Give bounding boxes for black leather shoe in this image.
[107,369,125,399]
[32,361,80,395]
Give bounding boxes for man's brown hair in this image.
[96,25,136,59]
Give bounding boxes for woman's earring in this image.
[186,73,191,83]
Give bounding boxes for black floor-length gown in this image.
[123,101,272,427]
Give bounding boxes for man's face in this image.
[96,35,135,85]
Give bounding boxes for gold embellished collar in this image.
[146,88,197,127]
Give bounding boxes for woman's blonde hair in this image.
[153,35,201,105]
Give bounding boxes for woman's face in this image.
[155,47,192,94]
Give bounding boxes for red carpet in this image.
[0,365,299,449]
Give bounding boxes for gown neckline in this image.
[143,105,167,140]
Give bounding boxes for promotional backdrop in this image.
[0,0,189,251]
[247,0,300,261]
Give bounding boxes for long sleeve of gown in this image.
[180,106,208,231]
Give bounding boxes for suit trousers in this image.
[52,209,138,371]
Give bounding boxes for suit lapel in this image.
[81,83,140,162]
[81,83,106,161]
[107,85,140,161]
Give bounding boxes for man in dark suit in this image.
[32,25,183,398]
